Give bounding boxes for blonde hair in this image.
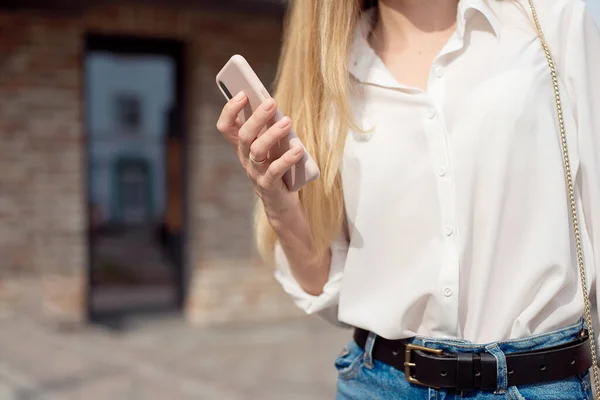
[255,0,368,263]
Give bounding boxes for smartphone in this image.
[216,54,320,192]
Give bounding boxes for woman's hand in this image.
[218,91,331,295]
[216,91,305,221]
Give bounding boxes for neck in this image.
[371,0,459,47]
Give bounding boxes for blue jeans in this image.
[335,319,592,399]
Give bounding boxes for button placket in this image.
[427,44,462,338]
[427,107,437,120]
[424,96,460,337]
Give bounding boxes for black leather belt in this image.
[353,328,592,391]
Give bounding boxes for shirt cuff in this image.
[273,239,348,324]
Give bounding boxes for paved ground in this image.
[0,313,351,400]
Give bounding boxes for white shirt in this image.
[274,0,600,343]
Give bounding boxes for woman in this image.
[216,0,600,398]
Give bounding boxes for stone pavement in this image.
[0,313,351,400]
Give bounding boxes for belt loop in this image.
[364,331,377,369]
[485,343,508,394]
[456,353,475,391]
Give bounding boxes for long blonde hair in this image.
[255,0,369,263]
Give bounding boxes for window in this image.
[114,93,141,131]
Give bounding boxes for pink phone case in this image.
[216,54,320,192]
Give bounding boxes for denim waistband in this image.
[409,318,585,355]
[362,319,587,394]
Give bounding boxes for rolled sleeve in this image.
[273,234,350,327]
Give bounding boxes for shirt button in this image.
[427,107,436,119]
[438,166,447,177]
[444,226,454,236]
[444,287,453,297]
[435,67,445,78]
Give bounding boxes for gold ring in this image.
[249,153,267,166]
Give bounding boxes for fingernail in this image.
[262,99,275,111]
[278,117,290,128]
[293,147,303,155]
[234,91,245,101]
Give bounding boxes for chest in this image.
[341,30,578,216]
[372,31,455,91]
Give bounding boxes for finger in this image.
[234,116,243,131]
[226,116,244,148]
[259,144,305,189]
[238,98,277,159]
[246,154,271,175]
[216,91,247,135]
[249,116,292,163]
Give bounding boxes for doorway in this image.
[84,35,187,323]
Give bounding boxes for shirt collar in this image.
[457,0,503,41]
[348,0,503,83]
[348,8,377,84]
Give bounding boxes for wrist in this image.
[265,199,306,233]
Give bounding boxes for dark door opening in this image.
[84,34,187,324]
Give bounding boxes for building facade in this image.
[0,0,305,326]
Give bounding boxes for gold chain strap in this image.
[527,0,600,396]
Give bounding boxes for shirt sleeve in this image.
[558,2,600,319]
[273,232,351,328]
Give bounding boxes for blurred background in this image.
[0,0,349,399]
[590,0,600,28]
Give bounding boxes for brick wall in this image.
[0,3,304,324]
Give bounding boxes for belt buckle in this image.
[404,343,444,387]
